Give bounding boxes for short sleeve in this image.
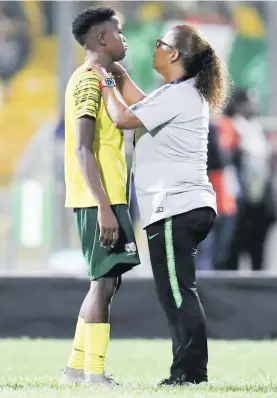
[73,72,101,119]
[129,85,179,131]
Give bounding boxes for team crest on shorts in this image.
[125,242,137,255]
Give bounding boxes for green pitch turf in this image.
[0,339,276,397]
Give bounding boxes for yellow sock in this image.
[67,317,85,370]
[84,323,110,375]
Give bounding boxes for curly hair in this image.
[72,7,115,46]
[173,25,230,113]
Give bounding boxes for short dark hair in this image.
[72,6,115,45]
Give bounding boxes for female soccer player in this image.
[87,24,228,386]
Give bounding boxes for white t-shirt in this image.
[130,78,217,228]
[232,115,271,203]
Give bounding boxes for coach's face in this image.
[104,16,127,62]
[153,30,178,73]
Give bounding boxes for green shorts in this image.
[75,205,140,280]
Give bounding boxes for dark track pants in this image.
[146,207,215,380]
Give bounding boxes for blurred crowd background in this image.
[1,1,277,277]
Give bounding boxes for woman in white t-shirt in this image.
[86,24,228,386]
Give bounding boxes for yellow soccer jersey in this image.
[64,66,127,208]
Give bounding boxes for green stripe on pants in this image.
[164,217,182,308]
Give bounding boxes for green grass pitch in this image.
[0,339,277,397]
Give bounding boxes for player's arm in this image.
[74,73,119,248]
[76,118,109,209]
[111,63,146,106]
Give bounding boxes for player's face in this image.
[105,16,127,62]
[153,30,176,72]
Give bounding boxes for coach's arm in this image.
[111,62,146,106]
[89,64,178,132]
[83,64,145,130]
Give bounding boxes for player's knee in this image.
[93,278,117,303]
[103,278,117,304]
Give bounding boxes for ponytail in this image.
[194,47,229,113]
[173,25,230,113]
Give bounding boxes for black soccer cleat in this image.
[158,376,182,386]
[158,374,208,386]
[186,375,208,384]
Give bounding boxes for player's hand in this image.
[98,205,119,248]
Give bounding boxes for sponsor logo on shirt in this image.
[155,207,164,213]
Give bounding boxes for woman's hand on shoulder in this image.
[83,58,109,80]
